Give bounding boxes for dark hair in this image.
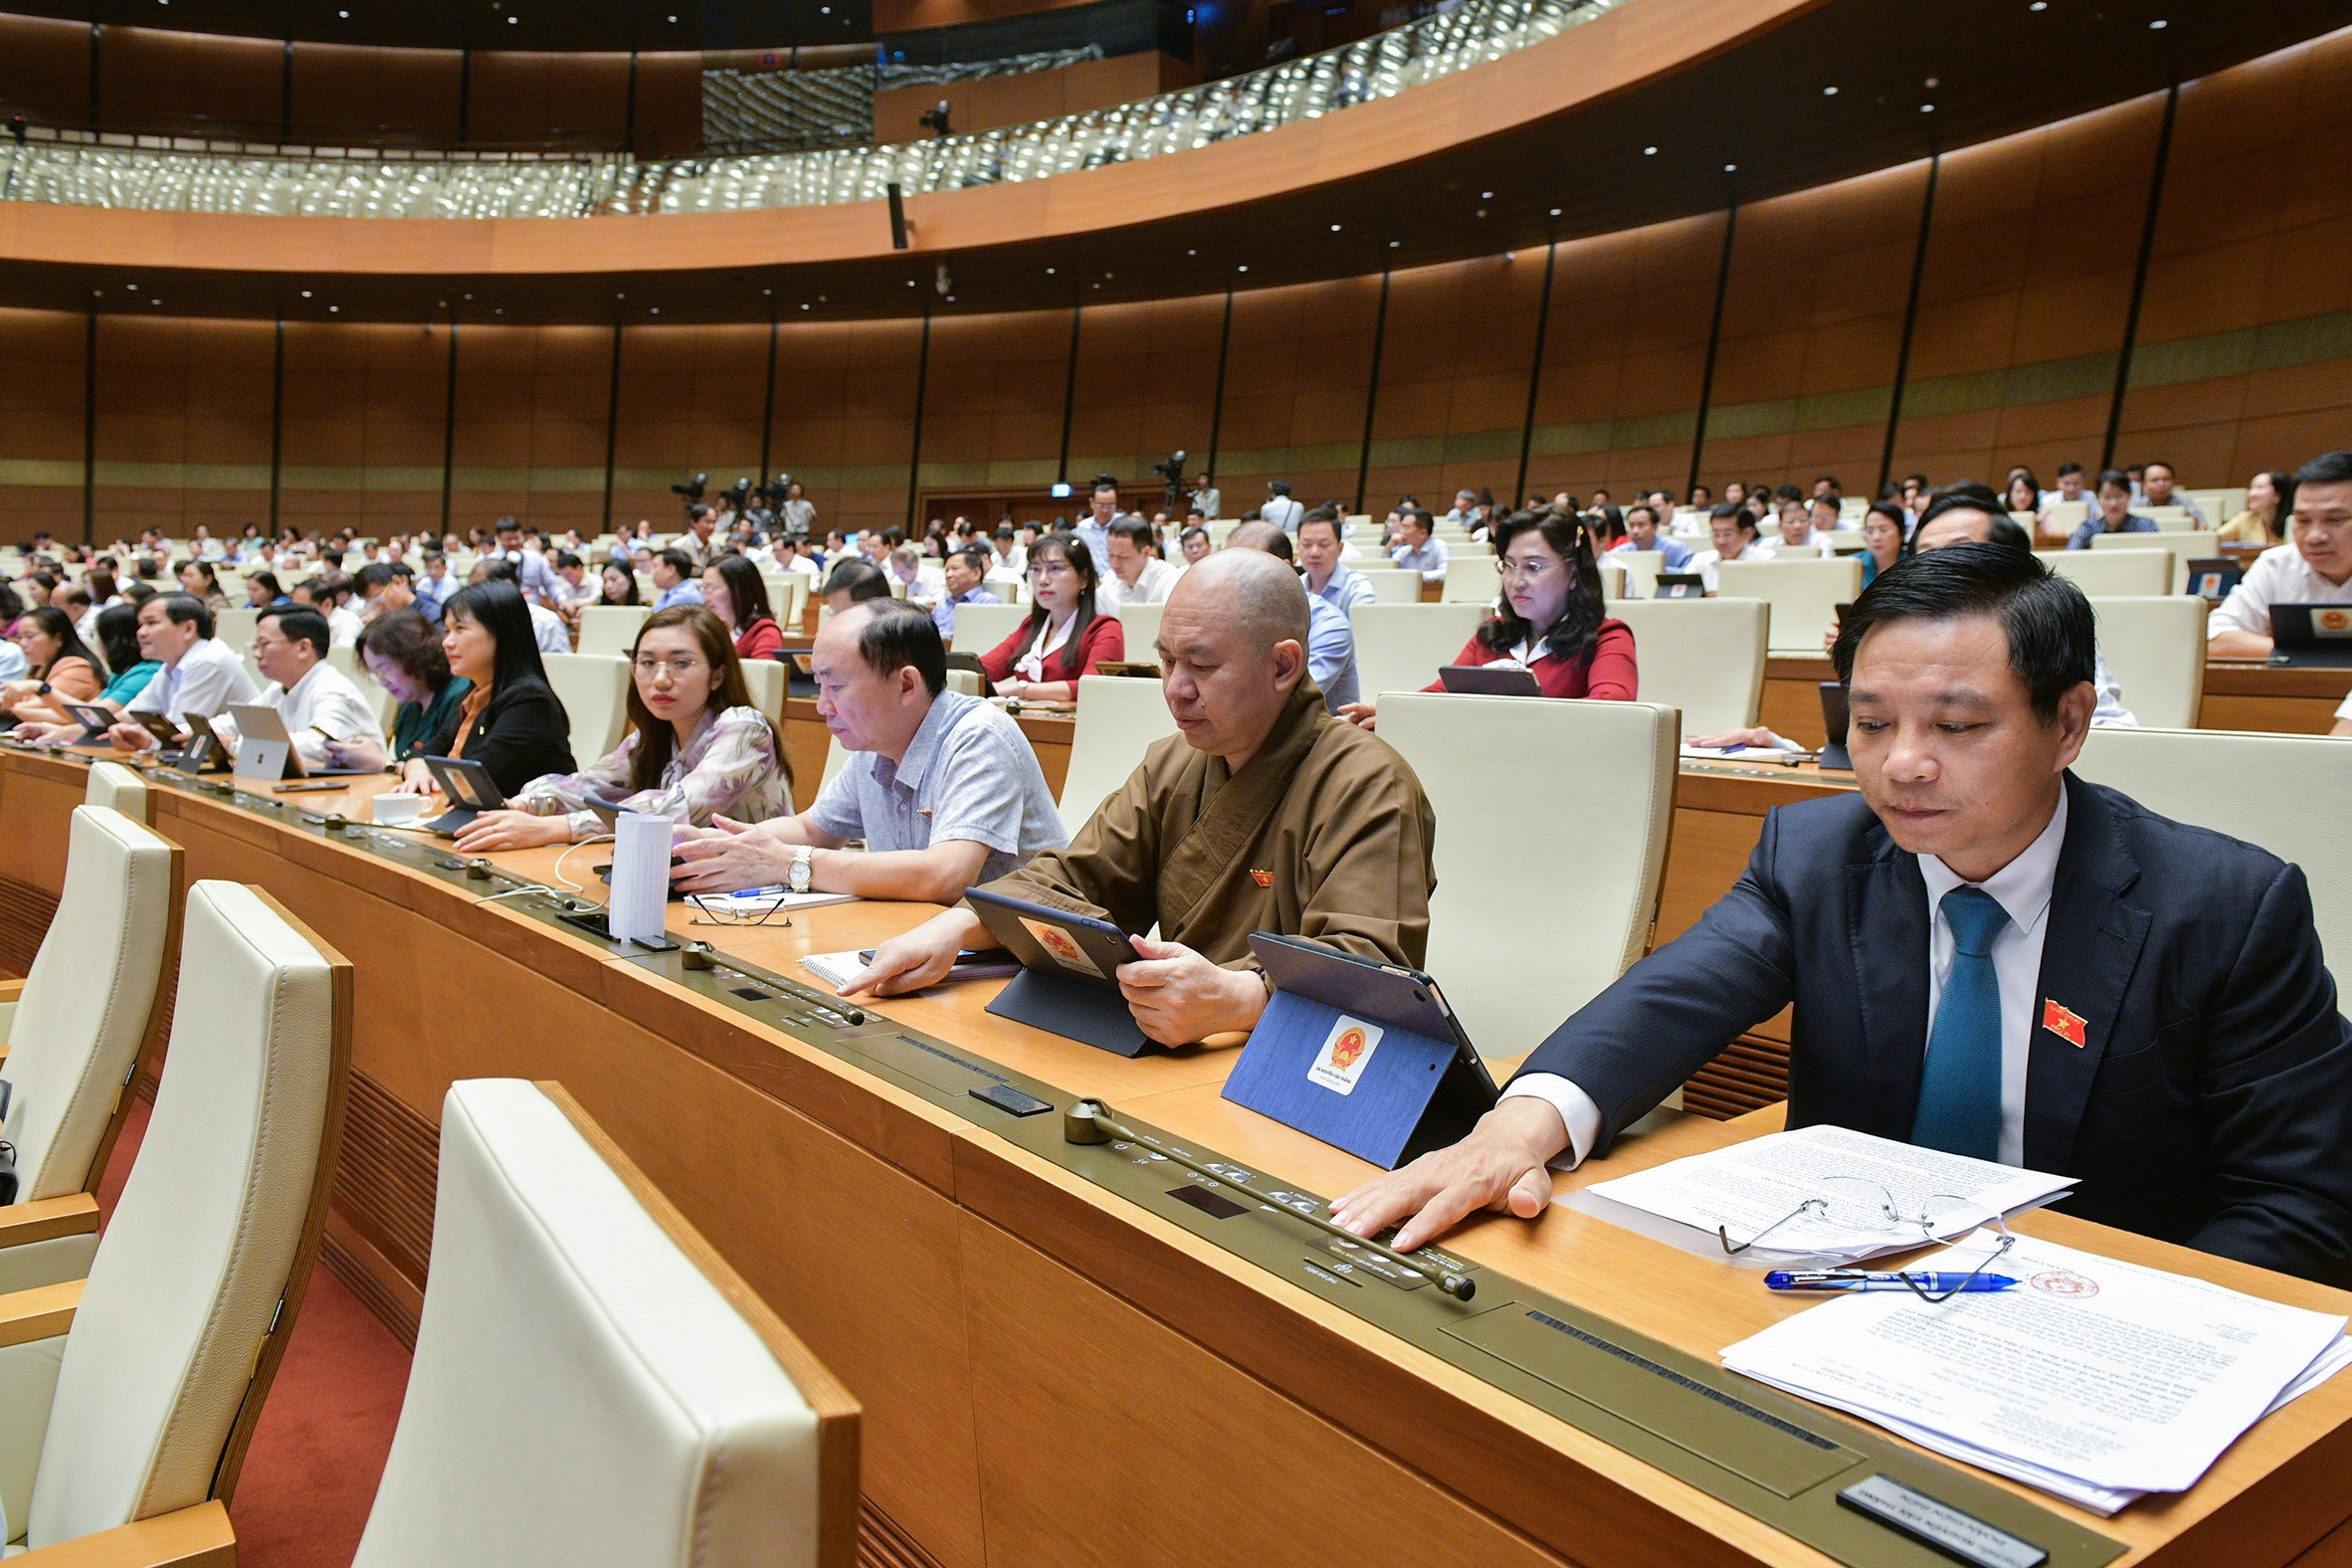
[1476,510,1605,666]
[1296,510,1342,541]
[951,544,990,575]
[1585,504,1627,549]
[1400,507,1434,536]
[354,561,412,595]
[87,564,118,604]
[2141,460,2176,479]
[709,554,774,630]
[1834,543,2094,723]
[657,547,695,579]
[598,559,643,606]
[478,558,519,585]
[156,592,216,639]
[259,604,331,660]
[554,550,582,571]
[0,583,24,624]
[823,558,890,603]
[2056,461,2084,479]
[357,609,454,695]
[1865,499,1909,534]
[1709,500,1759,539]
[841,600,947,697]
[687,503,714,524]
[441,580,550,694]
[2094,468,2132,494]
[2292,450,2352,489]
[623,605,779,794]
[1107,516,1154,548]
[1917,487,2034,555]
[95,602,140,678]
[1019,532,1104,678]
[1179,525,1209,548]
[247,569,284,602]
[495,515,523,535]
[179,558,223,594]
[20,605,103,682]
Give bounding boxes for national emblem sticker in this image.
[2314,607,2352,639]
[1306,1014,1383,1095]
[1019,917,1104,978]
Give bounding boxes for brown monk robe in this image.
[985,675,1437,978]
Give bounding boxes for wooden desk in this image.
[4,748,2349,1568]
[779,697,1077,812]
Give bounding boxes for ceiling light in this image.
[300,290,312,297]
[1330,224,1341,232]
[1480,190,1492,198]
[906,280,915,287]
[1186,249,1196,256]
[1046,267,1055,274]
[1920,103,1934,112]
[1548,206,1560,216]
[337,8,347,15]
[1475,209,1486,218]
[1238,265,1248,272]
[762,288,770,295]
[801,302,810,309]
[1389,240,1400,248]
[506,13,516,20]
[1823,86,1838,95]
[328,305,338,312]
[668,12,678,19]
[1724,163,1736,171]
[615,292,625,299]
[126,283,138,291]
[2030,1,2045,8]
[2149,16,2166,25]
[1644,145,1658,155]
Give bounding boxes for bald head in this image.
[1179,535,1311,650]
[1157,545,1311,767]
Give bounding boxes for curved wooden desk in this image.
[1,746,2347,1568]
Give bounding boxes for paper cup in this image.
[372,794,426,827]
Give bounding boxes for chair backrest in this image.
[2,807,177,1205]
[328,644,398,732]
[1595,558,1624,601]
[29,882,347,1548]
[1359,568,1422,604]
[1606,599,1770,734]
[738,657,787,726]
[541,653,631,761]
[212,608,260,655]
[2049,547,2168,597]
[2086,596,2205,730]
[1376,694,1679,1053]
[2088,530,2207,592]
[1714,558,1863,653]
[83,760,148,822]
[2046,499,2089,530]
[1611,549,1664,599]
[351,1079,856,1568]
[1346,603,1490,701]
[1116,602,1164,658]
[949,602,1029,656]
[1058,675,1181,836]
[819,734,855,797]
[576,606,652,658]
[2070,728,2352,968]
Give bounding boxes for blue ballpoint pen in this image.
[1765,1269,2021,1292]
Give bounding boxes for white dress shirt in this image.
[2207,542,2352,641]
[1118,556,1181,606]
[1505,791,2068,1171]
[326,603,364,649]
[1263,494,1305,533]
[125,636,260,724]
[244,660,385,766]
[528,602,572,653]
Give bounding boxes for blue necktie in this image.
[1911,885,2010,1161]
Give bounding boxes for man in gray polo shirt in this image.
[670,600,1065,901]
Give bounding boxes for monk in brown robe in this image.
[845,547,1438,1046]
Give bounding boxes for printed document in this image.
[1721,1231,2350,1512]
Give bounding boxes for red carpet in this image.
[98,1098,413,1568]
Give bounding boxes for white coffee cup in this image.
[372,793,426,827]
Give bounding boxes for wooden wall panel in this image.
[0,13,92,120]
[611,323,773,524]
[1216,276,1382,506]
[1066,294,1226,489]
[0,305,88,545]
[767,317,926,539]
[1360,253,1546,509]
[91,314,274,539]
[917,308,1070,470]
[96,25,282,138]
[287,43,466,142]
[445,323,612,532]
[280,320,450,536]
[468,50,634,142]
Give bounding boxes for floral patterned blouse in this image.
[515,704,790,842]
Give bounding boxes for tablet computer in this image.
[227,702,377,779]
[965,884,1151,1056]
[1437,664,1542,696]
[2268,603,2352,668]
[62,702,116,738]
[2186,557,2242,601]
[1819,682,1853,771]
[421,755,507,835]
[1654,573,1706,599]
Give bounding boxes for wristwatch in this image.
[788,845,815,894]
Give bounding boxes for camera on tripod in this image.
[670,473,707,508]
[1151,450,1187,511]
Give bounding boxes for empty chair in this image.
[2049,547,2170,598]
[0,807,178,1294]
[81,760,147,822]
[1715,558,1863,654]
[948,602,1029,658]
[576,605,652,658]
[2071,728,2352,964]
[738,655,788,725]
[1348,603,1492,701]
[1377,694,1679,1053]
[1356,568,1422,605]
[211,607,261,655]
[0,880,348,1556]
[541,653,631,760]
[1058,674,1182,837]
[2086,596,2205,730]
[1608,598,1770,735]
[2089,530,2209,593]
[1610,549,1665,599]
[350,1079,858,1568]
[1116,601,1164,658]
[1439,565,1501,606]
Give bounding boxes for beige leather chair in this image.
[1608,598,1770,734]
[1714,558,1863,654]
[542,653,632,761]
[2047,547,2168,597]
[2088,530,2208,593]
[1610,549,1665,599]
[81,761,147,823]
[2071,727,2352,964]
[2086,596,2205,730]
[1058,675,1181,837]
[576,605,652,658]
[738,657,788,728]
[2045,499,2090,533]
[1439,565,1501,606]
[1116,601,1164,659]
[949,602,1029,657]
[329,643,399,733]
[0,807,180,1294]
[1357,568,1422,605]
[1348,603,1490,702]
[818,733,855,798]
[350,1079,858,1568]
[211,608,260,656]
[0,881,348,1559]
[1376,694,1679,1054]
[1595,558,1625,601]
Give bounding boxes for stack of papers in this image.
[1722,1231,2352,1513]
[1576,1124,2077,1267]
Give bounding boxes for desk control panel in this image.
[104,756,2121,1568]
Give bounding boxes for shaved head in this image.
[1202,528,1312,649]
[1156,545,1311,769]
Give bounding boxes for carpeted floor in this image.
[98,1098,413,1568]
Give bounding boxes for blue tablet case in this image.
[1221,935,1496,1169]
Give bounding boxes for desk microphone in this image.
[1064,1099,1473,1299]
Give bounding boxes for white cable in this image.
[550,833,615,892]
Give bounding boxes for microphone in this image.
[1064,1098,1474,1299]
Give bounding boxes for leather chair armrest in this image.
[0,1279,83,1348]
[0,1195,100,1253]
[5,1500,236,1566]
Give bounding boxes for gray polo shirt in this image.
[806,689,1067,882]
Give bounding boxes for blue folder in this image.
[1221,934,1498,1169]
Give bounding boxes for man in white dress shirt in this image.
[1103,518,1180,606]
[228,606,384,767]
[1261,480,1305,535]
[99,594,261,751]
[1389,508,1450,583]
[2206,451,2352,658]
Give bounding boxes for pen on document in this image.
[1765,1270,2021,1293]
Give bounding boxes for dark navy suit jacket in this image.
[1514,774,2352,1281]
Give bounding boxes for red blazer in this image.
[1423,618,1639,700]
[979,612,1125,686]
[733,616,786,662]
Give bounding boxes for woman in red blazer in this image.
[1341,505,1636,728]
[978,531,1126,700]
[703,555,787,662]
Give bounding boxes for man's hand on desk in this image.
[841,907,991,998]
[1330,1097,1570,1253]
[102,720,162,753]
[670,817,794,893]
[1116,937,1267,1046]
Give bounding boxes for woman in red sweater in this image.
[978,531,1125,700]
[702,555,786,663]
[1341,506,1636,728]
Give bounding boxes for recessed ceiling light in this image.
[337,8,347,15]
[1724,163,1736,171]
[1475,209,1486,218]
[906,280,914,287]
[1046,267,1055,274]
[667,12,678,19]
[1924,77,1938,88]
[1238,265,1248,272]
[1330,224,1341,232]
[1548,206,1560,216]
[1920,103,1934,112]
[328,304,338,312]
[2148,16,2166,25]
[1186,249,1196,256]
[2029,1,2045,8]
[300,290,312,297]
[615,292,625,299]
[762,288,770,295]
[1823,86,1838,95]
[1480,190,1492,198]
[463,293,473,299]
[126,283,138,291]
[1644,145,1658,155]
[801,302,810,309]
[506,13,516,20]
[1389,240,1400,248]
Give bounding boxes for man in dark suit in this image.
[1335,542,2352,1281]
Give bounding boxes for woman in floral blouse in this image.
[449,605,791,851]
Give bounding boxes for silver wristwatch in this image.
[788,845,815,894]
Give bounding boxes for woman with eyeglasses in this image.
[975,532,1124,701]
[1340,508,1635,730]
[447,605,790,852]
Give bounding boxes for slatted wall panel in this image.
[0,874,59,974]
[323,1067,441,1348]
[1680,1035,1791,1120]
[859,1499,945,1568]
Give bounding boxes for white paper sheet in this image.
[605,809,673,942]
[1721,1230,2349,1502]
[1583,1124,2076,1263]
